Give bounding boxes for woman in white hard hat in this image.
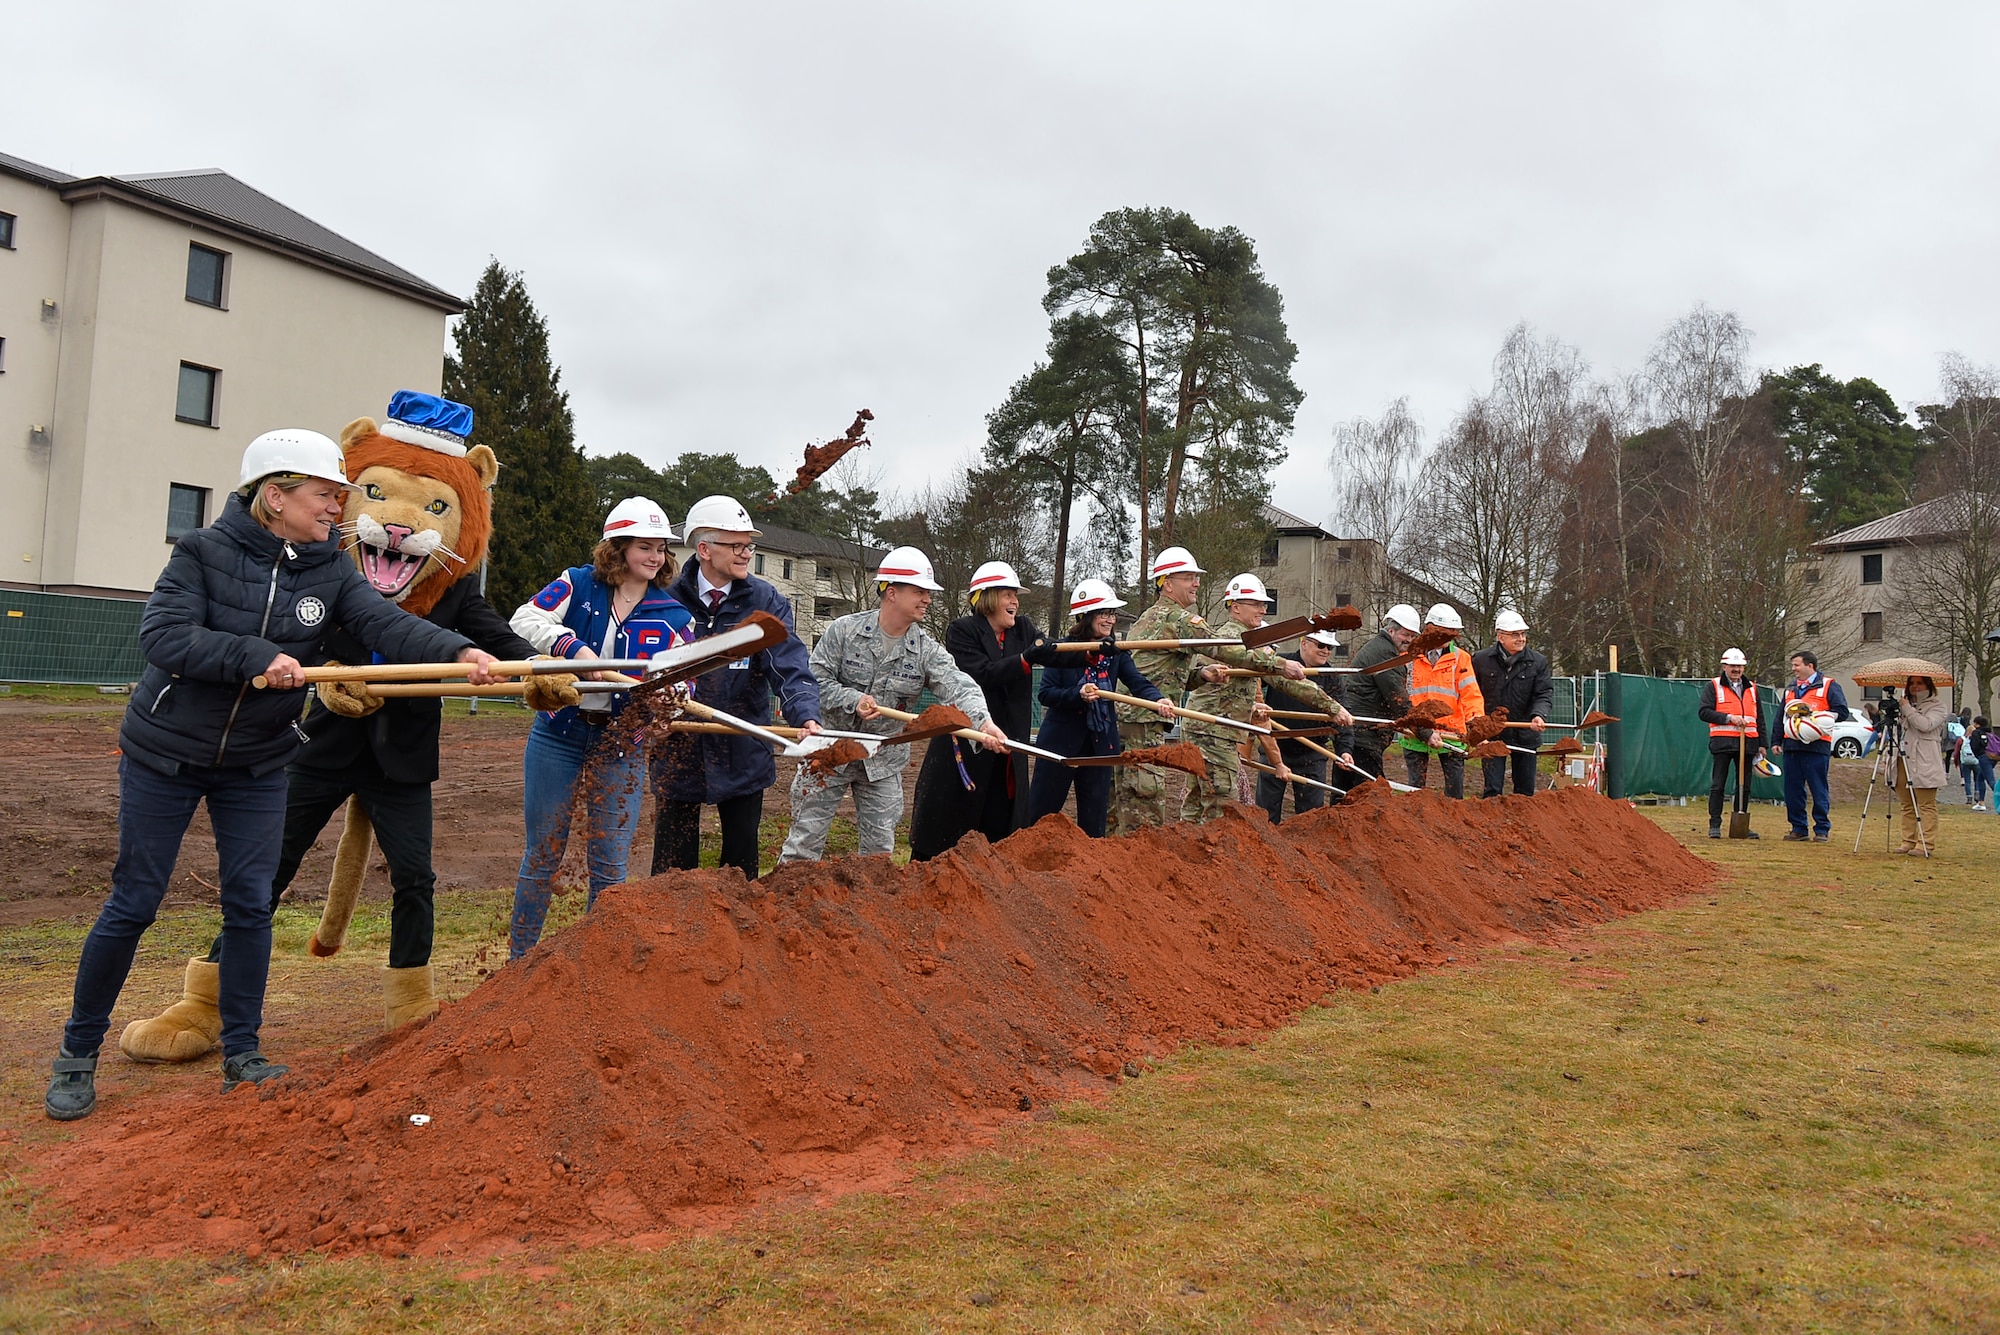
[506,498,694,957]
[1027,579,1176,837]
[909,560,1069,860]
[780,546,1008,863]
[46,430,499,1121]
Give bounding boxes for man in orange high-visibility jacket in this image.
[1403,604,1485,798]
[1697,646,1768,839]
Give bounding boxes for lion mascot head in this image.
[336,391,499,616]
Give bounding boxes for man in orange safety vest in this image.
[1697,646,1768,839]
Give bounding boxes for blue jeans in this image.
[65,757,287,1059]
[1783,748,1832,836]
[510,714,644,959]
[1977,758,1995,805]
[1963,765,1978,801]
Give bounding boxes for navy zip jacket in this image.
[1767,672,1851,755]
[1263,650,1354,761]
[652,565,821,804]
[1036,648,1163,757]
[297,576,538,784]
[120,493,475,779]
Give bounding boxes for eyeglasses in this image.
[703,540,756,556]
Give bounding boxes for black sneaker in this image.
[1708,826,1722,839]
[46,1049,97,1121]
[1743,830,1761,840]
[220,1052,289,1093]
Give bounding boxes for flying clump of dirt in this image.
[1122,742,1207,775]
[39,787,1714,1263]
[803,739,869,775]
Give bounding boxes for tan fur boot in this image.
[384,965,438,1030]
[118,958,222,1063]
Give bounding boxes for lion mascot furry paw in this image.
[121,391,576,1062]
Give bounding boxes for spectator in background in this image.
[1863,701,1883,756]
[1966,715,1993,812]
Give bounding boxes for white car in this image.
[1829,717,1874,758]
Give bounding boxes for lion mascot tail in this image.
[308,796,375,959]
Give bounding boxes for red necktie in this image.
[707,589,724,613]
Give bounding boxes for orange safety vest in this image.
[1709,676,1759,738]
[1786,675,1832,715]
[1409,645,1485,735]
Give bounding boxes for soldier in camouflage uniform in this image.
[1182,574,1352,822]
[778,546,1007,863]
[1110,548,1316,834]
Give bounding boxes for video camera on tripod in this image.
[1875,685,1901,726]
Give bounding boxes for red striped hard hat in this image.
[875,545,944,592]
[602,497,674,540]
[968,561,1024,594]
[1148,546,1205,581]
[1070,578,1127,614]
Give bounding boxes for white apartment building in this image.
[0,150,462,597]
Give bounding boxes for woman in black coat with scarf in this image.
[44,429,496,1122]
[908,562,1064,860]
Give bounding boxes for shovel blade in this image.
[1728,811,1753,838]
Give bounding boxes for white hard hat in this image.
[1070,579,1127,615]
[876,545,944,592]
[1423,602,1464,631]
[968,560,1025,594]
[603,497,675,541]
[1494,609,1529,633]
[683,494,761,540]
[1721,647,1747,667]
[1306,629,1342,648]
[238,428,354,491]
[1785,709,1837,746]
[1385,604,1422,632]
[1148,546,1205,581]
[1224,573,1270,603]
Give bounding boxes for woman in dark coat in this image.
[908,561,1062,860]
[1027,579,1175,837]
[46,429,494,1121]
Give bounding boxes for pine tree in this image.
[445,261,596,615]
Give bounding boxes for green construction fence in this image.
[1602,674,1784,802]
[0,589,149,685]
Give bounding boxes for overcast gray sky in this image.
[18,2,2000,529]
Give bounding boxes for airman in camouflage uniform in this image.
[1181,578,1349,822]
[1109,549,1316,834]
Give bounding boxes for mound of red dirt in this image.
[39,788,1712,1261]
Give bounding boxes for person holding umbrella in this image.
[46,429,497,1121]
[1698,647,1768,839]
[1893,675,1951,854]
[1027,580,1175,838]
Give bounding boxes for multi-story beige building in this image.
[1,149,462,597]
[1252,503,1464,656]
[1812,496,1970,711]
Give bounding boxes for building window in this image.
[0,212,15,248]
[1803,567,1821,584]
[1337,546,1353,562]
[166,483,208,540]
[1862,611,1883,643]
[0,337,6,373]
[1259,537,1279,565]
[815,598,834,619]
[1333,641,1350,658]
[818,565,834,586]
[1805,620,1821,636]
[1334,590,1351,607]
[175,363,219,426]
[782,558,794,581]
[186,243,227,308]
[753,553,765,575]
[1860,553,1883,585]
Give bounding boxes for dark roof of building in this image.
[0,150,76,187]
[1261,502,1333,538]
[1816,493,1972,550]
[47,164,460,311]
[743,520,886,566]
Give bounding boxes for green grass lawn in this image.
[1,805,1995,1332]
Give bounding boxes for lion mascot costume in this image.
[121,391,577,1061]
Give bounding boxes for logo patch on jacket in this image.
[532,578,571,611]
[626,621,678,656]
[295,596,326,627]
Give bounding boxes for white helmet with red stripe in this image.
[1069,578,1127,615]
[1148,546,1205,582]
[602,496,675,541]
[1223,573,1270,603]
[968,561,1025,596]
[876,545,944,592]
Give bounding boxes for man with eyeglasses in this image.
[651,495,822,879]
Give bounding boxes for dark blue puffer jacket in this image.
[650,564,822,804]
[120,493,474,777]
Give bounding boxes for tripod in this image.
[1852,706,1930,856]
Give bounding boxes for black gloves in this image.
[1022,637,1063,667]
[1097,637,1120,655]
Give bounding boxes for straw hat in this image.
[1851,656,1956,688]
